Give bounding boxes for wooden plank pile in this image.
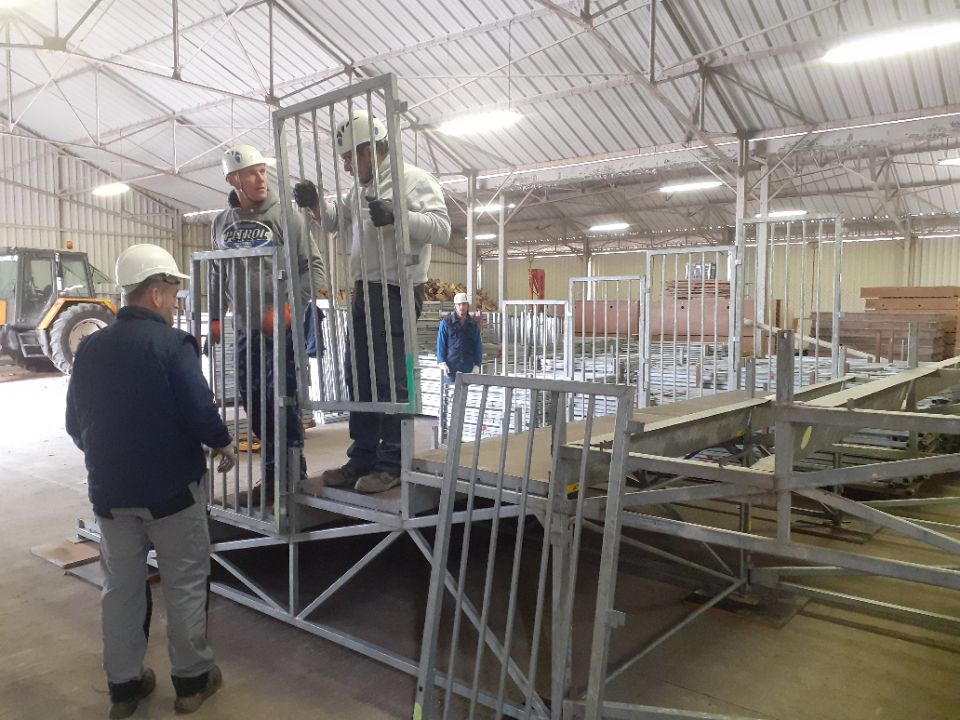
[863,286,960,360]
[664,280,731,298]
[811,310,955,364]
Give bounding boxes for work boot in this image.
[354,471,401,494]
[319,463,363,488]
[108,668,156,719]
[173,665,222,715]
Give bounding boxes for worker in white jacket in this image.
[294,110,451,494]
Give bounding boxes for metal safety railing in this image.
[644,247,737,406]
[566,275,644,416]
[736,216,844,391]
[272,73,420,417]
[191,246,292,534]
[500,300,566,380]
[413,374,635,720]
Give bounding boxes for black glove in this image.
[293,180,319,209]
[366,196,395,227]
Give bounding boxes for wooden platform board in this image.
[412,390,753,485]
[861,286,960,299]
[31,540,100,569]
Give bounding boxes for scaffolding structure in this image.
[75,78,960,720]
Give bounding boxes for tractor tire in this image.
[47,303,115,374]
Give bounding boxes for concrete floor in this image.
[1,363,958,720]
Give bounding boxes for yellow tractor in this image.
[0,247,118,374]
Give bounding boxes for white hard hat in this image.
[116,244,188,288]
[222,145,266,176]
[335,111,387,154]
[453,293,469,305]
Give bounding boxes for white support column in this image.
[497,202,506,305]
[466,171,477,301]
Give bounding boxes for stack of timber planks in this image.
[810,286,960,362]
[863,286,960,360]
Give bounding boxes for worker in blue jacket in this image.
[66,244,234,718]
[437,292,483,382]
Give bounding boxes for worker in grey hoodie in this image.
[209,145,324,496]
[294,111,450,494]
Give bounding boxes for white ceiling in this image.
[2,0,960,251]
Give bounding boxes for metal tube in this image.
[366,91,398,404]
[441,384,489,720]
[328,106,361,404]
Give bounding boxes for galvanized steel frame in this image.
[643,246,737,406]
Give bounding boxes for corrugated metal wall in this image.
[912,236,960,287]
[1,133,179,278]
[429,245,467,285]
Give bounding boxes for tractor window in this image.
[21,258,55,322]
[60,256,93,297]
[0,256,16,303]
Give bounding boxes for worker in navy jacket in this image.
[437,292,483,382]
[66,244,233,718]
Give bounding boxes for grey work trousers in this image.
[97,481,214,684]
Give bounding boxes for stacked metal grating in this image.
[419,353,539,442]
[645,340,732,404]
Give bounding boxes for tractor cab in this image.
[0,247,118,373]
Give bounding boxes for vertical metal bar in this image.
[230,260,241,509]
[494,389,540,717]
[467,386,514,717]
[414,378,471,718]
[441,384,490,720]
[813,220,823,373]
[171,0,180,78]
[648,0,657,84]
[583,387,634,720]
[344,96,380,403]
[267,0,275,99]
[832,218,844,378]
[799,220,808,385]
[243,259,254,511]
[698,251,706,396]
[366,92,398,405]
[775,330,795,544]
[258,257,268,510]
[466,172,476,301]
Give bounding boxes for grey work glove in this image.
[366,196,395,227]
[293,180,320,209]
[472,366,481,374]
[212,446,237,473]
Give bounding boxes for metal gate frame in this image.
[273,73,421,417]
[643,246,738,406]
[735,215,844,389]
[565,275,645,411]
[413,374,635,720]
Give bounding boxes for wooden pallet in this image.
[861,286,960,299]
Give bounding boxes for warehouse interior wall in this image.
[1,132,181,282]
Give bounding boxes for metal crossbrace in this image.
[619,332,960,596]
[414,373,635,720]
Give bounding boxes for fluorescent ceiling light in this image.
[473,233,497,240]
[918,232,960,239]
[438,110,522,136]
[184,209,221,218]
[590,222,630,232]
[92,182,130,197]
[660,180,722,193]
[824,22,960,64]
[474,203,515,213]
[755,209,808,218]
[938,157,960,167]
